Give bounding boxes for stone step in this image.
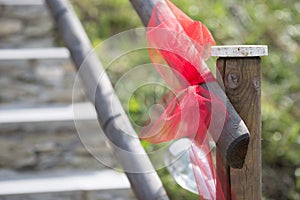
[0,48,70,60]
[0,170,131,195]
[0,103,97,124]
[0,0,44,6]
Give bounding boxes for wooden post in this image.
[46,1,169,200]
[213,45,268,200]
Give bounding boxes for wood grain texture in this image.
[217,57,262,200]
[203,82,250,169]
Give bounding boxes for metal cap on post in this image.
[211,45,268,57]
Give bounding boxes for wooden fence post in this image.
[213,45,268,199]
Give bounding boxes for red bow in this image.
[139,1,227,199]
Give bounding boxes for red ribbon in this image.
[140,1,227,199]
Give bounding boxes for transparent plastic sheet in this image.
[139,0,227,199]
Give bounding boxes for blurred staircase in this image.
[0,0,134,199]
[0,170,132,200]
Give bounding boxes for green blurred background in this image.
[70,0,300,199]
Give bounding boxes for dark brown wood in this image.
[46,1,169,200]
[130,0,159,26]
[216,58,231,200]
[203,81,250,168]
[216,152,231,200]
[130,0,250,170]
[217,57,262,199]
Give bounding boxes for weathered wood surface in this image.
[130,0,250,169]
[46,1,169,200]
[203,82,250,168]
[217,57,262,199]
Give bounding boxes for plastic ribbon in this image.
[140,1,227,199]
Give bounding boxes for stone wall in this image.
[0,3,131,199]
[0,4,54,48]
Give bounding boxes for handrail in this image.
[46,1,169,200]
